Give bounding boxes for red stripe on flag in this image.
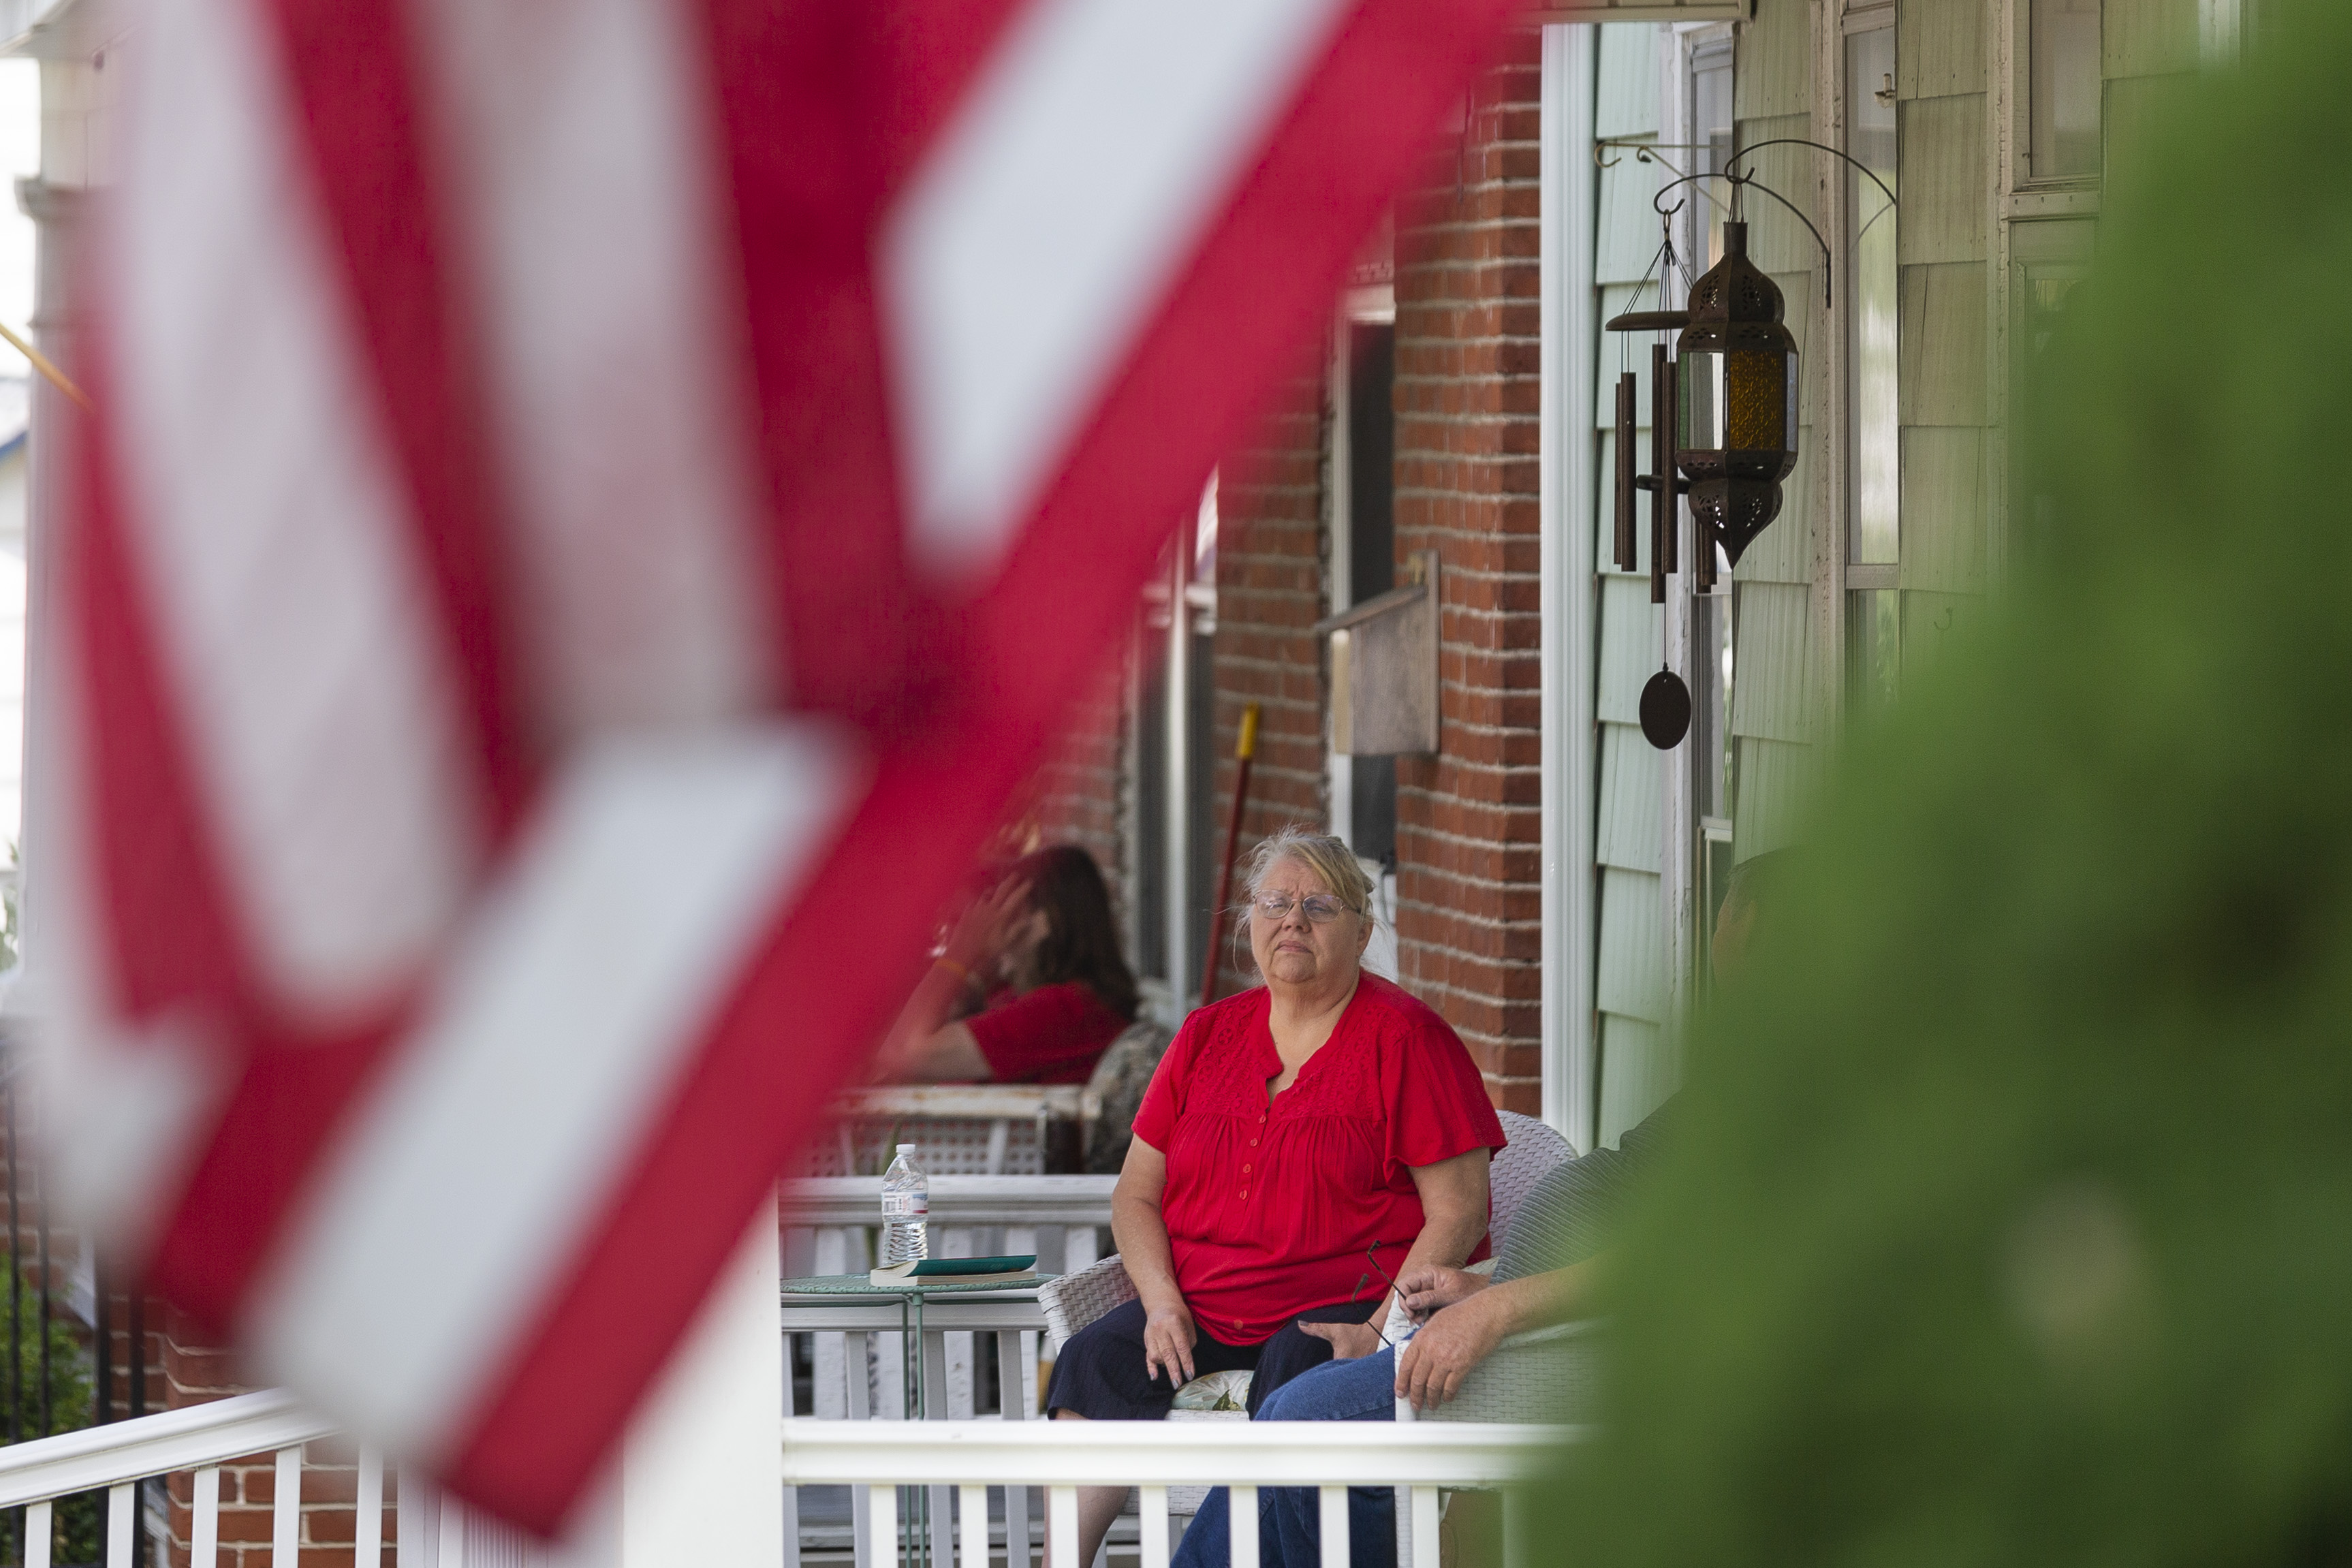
[693,0,919,727]
[69,375,261,1026]
[693,0,1051,735]
[258,0,537,833]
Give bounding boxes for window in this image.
[2029,0,2101,183]
[1328,286,1401,982]
[2010,219,2097,563]
[1343,317,1397,868]
[1845,20,1900,713]
[1328,287,1398,865]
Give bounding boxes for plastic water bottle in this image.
[881,1143,929,1266]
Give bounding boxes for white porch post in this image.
[1539,20,1599,1150]
[609,1191,785,1568]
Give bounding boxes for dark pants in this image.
[1044,1296,1382,1420]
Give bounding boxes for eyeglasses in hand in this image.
[1342,1240,1404,1349]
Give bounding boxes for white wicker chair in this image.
[1036,1110,1573,1517]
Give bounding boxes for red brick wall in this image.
[1206,364,1332,1003]
[1390,35,1546,1114]
[1018,653,1131,926]
[163,1306,392,1567]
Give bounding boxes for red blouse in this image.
[1129,973,1505,1347]
[966,982,1129,1084]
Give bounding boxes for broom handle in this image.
[1198,703,1262,1009]
[0,320,92,413]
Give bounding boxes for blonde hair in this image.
[1232,826,1377,975]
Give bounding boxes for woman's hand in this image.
[1394,1292,1507,1411]
[1397,1264,1490,1322]
[943,875,1033,977]
[1141,1298,1199,1386]
[1297,1319,1385,1361]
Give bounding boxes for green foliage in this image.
[0,841,18,973]
[1556,10,2352,1566]
[0,1270,97,1565]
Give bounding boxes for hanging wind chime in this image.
[1607,161,1810,751]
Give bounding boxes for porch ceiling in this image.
[1526,2,1744,20]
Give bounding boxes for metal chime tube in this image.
[1650,343,1673,604]
[1660,349,1679,576]
[1614,372,1637,572]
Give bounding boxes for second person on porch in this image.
[1047,828,1504,1568]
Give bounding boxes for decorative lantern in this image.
[1675,220,1798,567]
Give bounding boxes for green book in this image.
[869,1254,1038,1287]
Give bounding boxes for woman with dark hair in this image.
[877,846,1142,1084]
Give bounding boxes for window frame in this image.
[2003,0,2105,213]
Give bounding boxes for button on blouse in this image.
[1129,973,1505,1347]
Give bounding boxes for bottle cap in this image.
[897,1142,918,1153]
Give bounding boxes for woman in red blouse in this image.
[878,846,1139,1084]
[1046,829,1503,1568]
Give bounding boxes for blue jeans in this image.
[1170,1351,1397,1568]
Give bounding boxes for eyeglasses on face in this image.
[1253,891,1349,924]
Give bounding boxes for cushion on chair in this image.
[1171,1370,1253,1411]
[1082,1022,1176,1174]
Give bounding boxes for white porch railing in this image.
[783,1176,1116,1434]
[779,1418,1579,1568]
[0,1392,1577,1568]
[781,1175,1118,1230]
[0,1388,361,1568]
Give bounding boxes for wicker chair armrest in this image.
[1039,1253,1138,1352]
[1492,1317,1601,1353]
[1424,1317,1603,1426]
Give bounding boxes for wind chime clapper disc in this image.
[1640,666,1693,751]
[1673,219,1800,569]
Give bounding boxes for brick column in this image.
[1391,34,1546,1113]
[162,1305,392,1568]
[1206,364,1332,1003]
[1027,661,1126,877]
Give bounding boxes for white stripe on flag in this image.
[409,0,775,732]
[247,723,862,1462]
[105,0,482,1017]
[879,0,1353,583]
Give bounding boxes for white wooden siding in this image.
[1733,439,1813,585]
[1594,22,1657,140]
[1729,736,1815,864]
[1728,582,1815,746]
[1586,22,1672,1148]
[1597,576,1663,727]
[1595,726,1664,875]
[1597,1012,1673,1146]
[1595,866,1664,1020]
[1899,427,1986,594]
